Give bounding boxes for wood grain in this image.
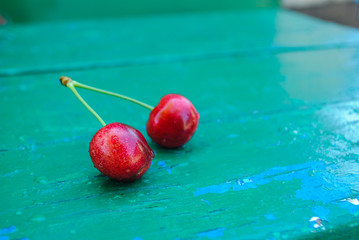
[1,8,359,240]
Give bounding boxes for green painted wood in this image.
[1,9,359,240]
[1,9,359,77]
[0,0,279,23]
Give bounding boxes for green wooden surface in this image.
[0,0,279,23]
[2,8,359,240]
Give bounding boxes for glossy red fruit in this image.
[89,122,154,182]
[146,94,200,148]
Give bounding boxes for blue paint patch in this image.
[295,167,352,203]
[265,214,277,220]
[273,172,294,181]
[0,236,9,240]
[194,161,326,196]
[201,199,211,205]
[337,201,359,214]
[158,161,166,168]
[0,226,16,235]
[232,181,258,191]
[193,159,359,215]
[158,161,172,174]
[194,183,232,196]
[132,237,142,240]
[198,228,225,238]
[312,206,330,220]
[237,178,252,185]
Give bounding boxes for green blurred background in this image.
[0,0,279,23]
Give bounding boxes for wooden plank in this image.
[0,0,279,23]
[2,44,359,239]
[1,9,359,77]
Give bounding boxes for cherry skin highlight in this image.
[146,94,200,148]
[89,122,154,182]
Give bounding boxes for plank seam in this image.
[1,41,359,78]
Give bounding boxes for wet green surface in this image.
[2,8,359,240]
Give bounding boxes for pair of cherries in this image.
[60,77,199,182]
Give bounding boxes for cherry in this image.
[147,94,200,148]
[60,76,154,182]
[90,123,154,182]
[60,77,200,148]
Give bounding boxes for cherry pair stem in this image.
[60,76,154,127]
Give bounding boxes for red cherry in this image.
[146,94,200,148]
[89,122,155,182]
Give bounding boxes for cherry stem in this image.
[73,81,154,111]
[60,77,106,127]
